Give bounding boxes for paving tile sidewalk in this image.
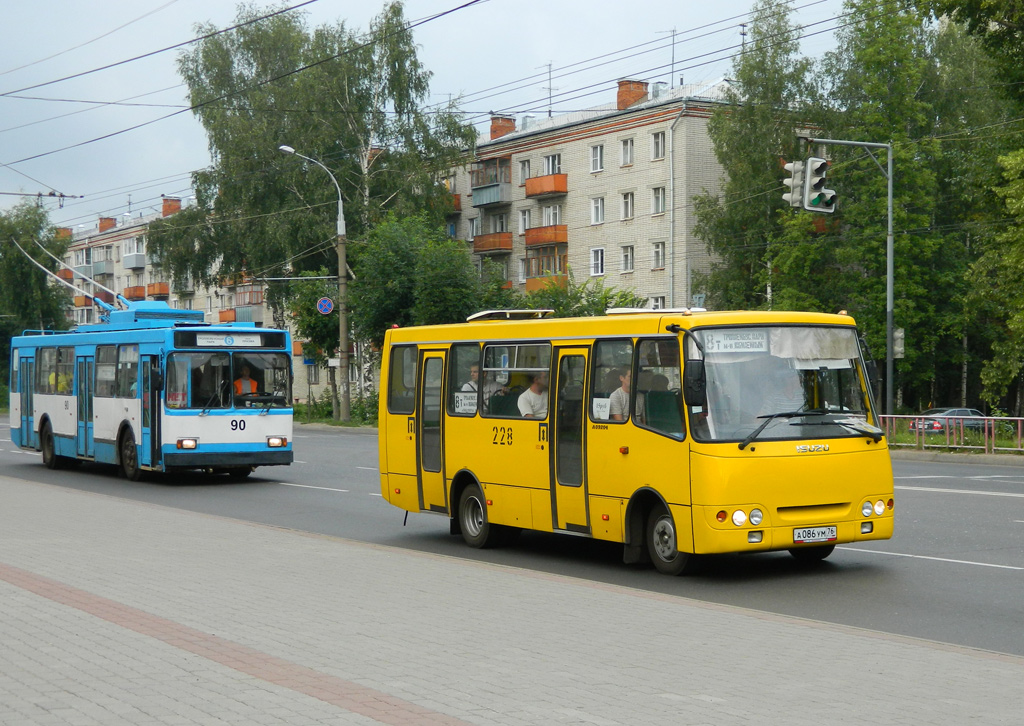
[1,474,1021,726]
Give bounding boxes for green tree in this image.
[0,202,69,379]
[288,269,344,417]
[524,270,647,317]
[692,0,811,310]
[149,1,476,304]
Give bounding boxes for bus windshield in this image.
[166,351,291,410]
[692,325,878,442]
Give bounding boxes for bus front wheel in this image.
[788,544,835,563]
[646,505,693,575]
[119,431,143,481]
[458,484,499,549]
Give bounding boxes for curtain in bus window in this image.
[95,346,117,397]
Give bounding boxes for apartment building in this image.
[450,79,729,309]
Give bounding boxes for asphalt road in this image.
[2,415,1022,657]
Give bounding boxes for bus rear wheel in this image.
[458,484,499,549]
[789,544,835,563]
[646,505,693,575]
[41,423,59,470]
[119,431,143,481]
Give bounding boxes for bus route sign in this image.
[316,297,334,315]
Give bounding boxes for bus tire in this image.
[119,431,143,481]
[646,505,692,575]
[41,423,60,470]
[225,467,253,480]
[788,544,835,563]
[458,484,499,549]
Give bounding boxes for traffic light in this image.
[803,156,836,213]
[782,159,804,208]
[893,328,905,359]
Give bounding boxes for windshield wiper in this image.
[788,412,883,443]
[738,410,825,450]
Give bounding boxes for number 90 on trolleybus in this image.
[9,301,294,481]
[378,308,893,575]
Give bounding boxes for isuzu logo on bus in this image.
[796,444,829,453]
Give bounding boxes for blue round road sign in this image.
[316,297,334,315]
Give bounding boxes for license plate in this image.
[793,526,837,543]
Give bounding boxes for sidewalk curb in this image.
[889,448,1024,467]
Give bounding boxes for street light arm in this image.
[279,145,345,236]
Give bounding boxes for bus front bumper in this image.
[162,450,294,469]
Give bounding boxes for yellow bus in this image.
[378,308,893,574]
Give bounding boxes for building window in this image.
[590,248,605,276]
[519,160,530,184]
[621,192,634,220]
[652,131,666,160]
[652,241,666,269]
[543,204,562,226]
[621,245,634,272]
[125,236,145,255]
[544,153,562,175]
[590,144,604,173]
[519,209,531,234]
[652,186,666,215]
[591,197,605,225]
[491,213,508,233]
[621,138,634,166]
[468,217,480,240]
[307,364,320,385]
[650,296,666,310]
[518,258,527,282]
[443,174,456,193]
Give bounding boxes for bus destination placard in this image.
[196,333,262,347]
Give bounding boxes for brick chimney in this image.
[162,196,182,217]
[99,217,116,232]
[55,227,72,239]
[490,114,516,140]
[617,79,649,110]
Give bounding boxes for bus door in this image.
[19,356,34,448]
[417,352,447,513]
[551,348,590,534]
[139,355,160,467]
[76,356,94,457]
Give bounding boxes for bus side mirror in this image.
[865,360,880,403]
[683,360,706,407]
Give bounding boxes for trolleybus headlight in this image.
[731,510,747,526]
[874,500,885,516]
[177,438,198,450]
[749,509,763,526]
[267,436,287,448]
[862,501,873,517]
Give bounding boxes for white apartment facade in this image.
[450,79,729,309]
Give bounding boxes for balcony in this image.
[451,194,462,212]
[234,305,264,324]
[219,309,236,323]
[92,260,114,276]
[123,253,147,269]
[472,232,513,255]
[525,224,568,247]
[525,274,567,292]
[525,173,568,198]
[73,264,93,279]
[57,268,74,281]
[147,281,170,298]
[123,286,146,301]
[470,160,512,208]
[95,290,114,305]
[73,295,90,308]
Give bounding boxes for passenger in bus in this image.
[517,372,548,418]
[462,364,501,396]
[234,365,258,395]
[609,367,631,421]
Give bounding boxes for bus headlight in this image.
[731,510,747,526]
[176,438,198,450]
[749,509,763,526]
[267,436,287,448]
[862,501,873,517]
[874,500,885,516]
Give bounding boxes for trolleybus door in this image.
[139,355,160,467]
[417,352,447,513]
[19,356,34,448]
[76,356,94,457]
[551,348,590,534]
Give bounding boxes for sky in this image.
[0,0,844,232]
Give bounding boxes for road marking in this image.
[276,482,349,493]
[356,466,377,471]
[896,485,1024,498]
[838,547,1024,571]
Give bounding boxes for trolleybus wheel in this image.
[788,544,835,563]
[225,467,253,480]
[458,484,499,549]
[119,431,143,481]
[646,505,693,575]
[41,423,59,470]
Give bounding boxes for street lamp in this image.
[279,144,350,422]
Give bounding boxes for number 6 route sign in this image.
[316,297,334,315]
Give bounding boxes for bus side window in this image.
[636,338,685,439]
[117,345,139,398]
[590,339,633,423]
[36,347,57,394]
[447,343,480,417]
[95,346,117,397]
[388,346,417,415]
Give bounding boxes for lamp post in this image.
[279,144,350,422]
